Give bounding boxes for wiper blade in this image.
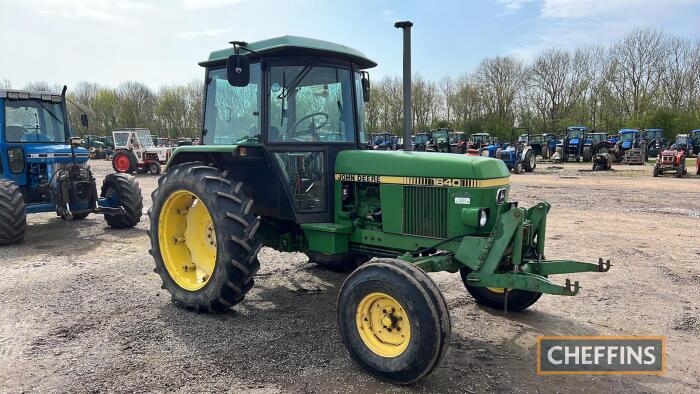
[38,100,63,125]
[278,60,316,101]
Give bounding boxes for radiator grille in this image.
[403,186,448,239]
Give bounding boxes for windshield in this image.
[269,64,356,143]
[4,99,67,143]
[432,131,448,141]
[676,136,687,144]
[590,134,606,142]
[136,131,154,147]
[568,129,584,139]
[471,134,489,144]
[621,133,635,141]
[204,64,262,145]
[415,134,428,143]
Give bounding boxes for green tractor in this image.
[148,35,611,385]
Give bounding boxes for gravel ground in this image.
[0,159,698,393]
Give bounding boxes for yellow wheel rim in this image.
[356,292,411,358]
[487,287,506,294]
[158,190,217,291]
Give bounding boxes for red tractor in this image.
[653,147,687,178]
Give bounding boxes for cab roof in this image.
[0,89,63,102]
[201,35,377,69]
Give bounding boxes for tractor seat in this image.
[5,126,26,141]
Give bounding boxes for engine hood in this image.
[24,144,89,163]
[335,150,510,180]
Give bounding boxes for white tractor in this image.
[111,129,172,175]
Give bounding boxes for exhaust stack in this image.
[395,21,413,151]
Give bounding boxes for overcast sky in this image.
[1,0,698,90]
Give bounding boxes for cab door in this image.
[263,60,361,223]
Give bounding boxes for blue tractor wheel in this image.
[101,174,143,229]
[0,179,27,245]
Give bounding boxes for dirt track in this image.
[0,159,698,393]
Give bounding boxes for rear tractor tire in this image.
[101,173,143,229]
[112,151,136,173]
[149,162,261,312]
[337,259,451,385]
[459,267,542,311]
[0,179,26,245]
[523,149,536,172]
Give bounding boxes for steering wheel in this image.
[291,112,328,140]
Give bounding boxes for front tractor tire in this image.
[101,173,143,228]
[337,259,451,385]
[459,267,542,311]
[149,162,261,312]
[0,179,26,245]
[148,162,162,175]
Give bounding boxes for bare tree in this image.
[529,48,590,130]
[474,56,527,135]
[659,37,699,112]
[606,27,666,119]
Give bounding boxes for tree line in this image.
[0,79,203,139]
[2,27,698,142]
[366,27,700,141]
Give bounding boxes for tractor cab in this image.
[643,129,665,158]
[619,129,641,149]
[0,89,87,197]
[413,132,429,151]
[427,128,449,152]
[450,131,467,153]
[613,129,647,164]
[674,134,689,152]
[588,133,607,143]
[164,36,376,224]
[468,132,492,150]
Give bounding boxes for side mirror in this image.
[226,54,250,87]
[361,72,370,102]
[80,113,89,128]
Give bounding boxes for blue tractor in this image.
[0,87,143,245]
[554,126,592,162]
[495,140,536,174]
[613,129,647,164]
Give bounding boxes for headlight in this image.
[7,148,25,174]
[460,207,490,229]
[479,209,488,227]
